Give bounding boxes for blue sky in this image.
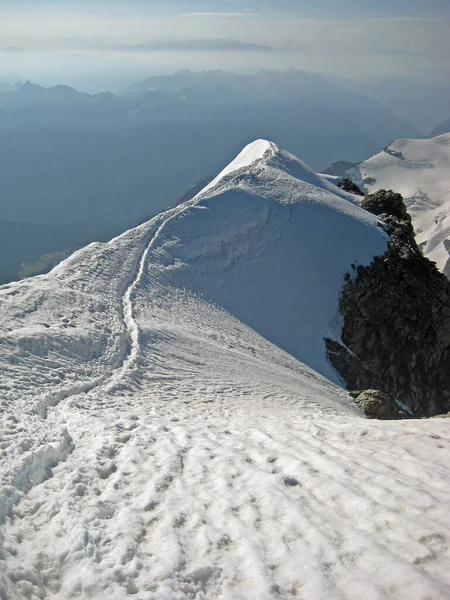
[3,0,450,16]
[0,0,449,90]
[154,0,450,16]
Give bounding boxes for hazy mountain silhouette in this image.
[430,117,450,137]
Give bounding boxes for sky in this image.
[0,0,449,91]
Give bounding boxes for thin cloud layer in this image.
[113,39,276,52]
[0,0,448,91]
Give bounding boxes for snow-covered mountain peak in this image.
[146,140,388,385]
[208,138,273,180]
[202,139,361,205]
[0,139,388,407]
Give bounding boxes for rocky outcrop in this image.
[325,339,379,391]
[361,189,408,220]
[327,189,450,418]
[352,390,407,420]
[338,177,365,197]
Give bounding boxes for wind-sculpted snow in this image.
[1,140,450,599]
[143,141,388,383]
[348,134,450,273]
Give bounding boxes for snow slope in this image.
[1,141,450,600]
[348,134,450,273]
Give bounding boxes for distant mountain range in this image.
[431,118,450,137]
[0,70,419,226]
[325,75,450,135]
[118,69,420,150]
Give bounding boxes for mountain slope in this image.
[1,141,450,600]
[431,118,450,138]
[0,140,387,399]
[348,134,450,273]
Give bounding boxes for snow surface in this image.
[1,140,450,600]
[348,134,450,272]
[317,173,343,184]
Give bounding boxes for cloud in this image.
[0,3,449,84]
[184,12,260,18]
[111,38,275,52]
[0,46,25,53]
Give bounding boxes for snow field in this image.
[0,140,449,599]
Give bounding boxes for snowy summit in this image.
[0,140,449,599]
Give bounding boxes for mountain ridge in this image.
[1,140,450,599]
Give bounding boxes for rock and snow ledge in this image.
[328,189,450,417]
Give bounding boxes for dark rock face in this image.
[338,177,365,197]
[325,339,379,391]
[327,189,450,418]
[353,390,406,420]
[361,189,408,220]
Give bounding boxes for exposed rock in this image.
[442,238,450,280]
[327,189,450,418]
[353,389,406,420]
[325,339,378,391]
[361,189,409,221]
[338,177,365,197]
